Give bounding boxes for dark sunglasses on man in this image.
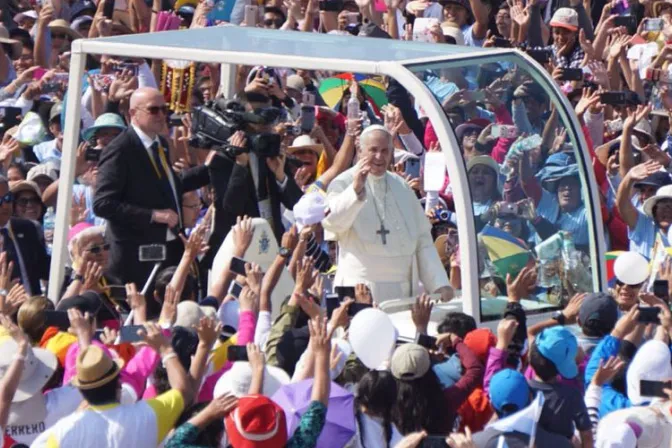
[0,193,13,206]
[141,105,170,116]
[264,17,284,28]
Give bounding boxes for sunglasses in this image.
[142,105,170,116]
[52,33,67,39]
[15,197,40,207]
[86,243,110,254]
[263,18,284,27]
[616,280,644,288]
[0,193,13,206]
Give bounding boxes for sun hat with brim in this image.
[48,19,83,40]
[10,180,42,198]
[287,135,324,158]
[456,118,490,142]
[654,0,672,16]
[72,345,124,390]
[537,165,580,192]
[0,339,57,402]
[549,7,579,32]
[214,362,290,399]
[595,137,641,166]
[13,10,38,24]
[535,326,578,379]
[28,163,59,183]
[634,171,672,190]
[0,26,23,60]
[643,184,672,217]
[82,113,127,142]
[390,343,431,381]
[225,395,288,448]
[406,1,430,14]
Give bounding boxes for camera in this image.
[189,99,283,159]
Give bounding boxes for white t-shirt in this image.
[31,390,184,448]
[2,386,82,447]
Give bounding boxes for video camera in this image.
[189,98,283,158]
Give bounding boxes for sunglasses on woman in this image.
[86,243,111,254]
[15,197,41,207]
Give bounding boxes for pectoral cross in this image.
[377,223,390,245]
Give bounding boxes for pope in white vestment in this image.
[322,125,452,303]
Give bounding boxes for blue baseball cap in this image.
[535,326,578,379]
[488,369,530,415]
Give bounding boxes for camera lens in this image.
[438,210,449,221]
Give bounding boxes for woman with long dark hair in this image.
[353,370,403,447]
[390,340,483,435]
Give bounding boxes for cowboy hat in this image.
[287,135,324,158]
[71,345,124,390]
[48,19,83,40]
[643,184,672,217]
[0,26,23,60]
[0,339,57,402]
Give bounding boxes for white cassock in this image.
[322,167,449,302]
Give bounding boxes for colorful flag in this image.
[606,251,625,287]
[480,225,531,279]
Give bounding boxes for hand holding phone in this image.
[230,256,248,276]
[228,345,249,362]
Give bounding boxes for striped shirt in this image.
[536,189,589,246]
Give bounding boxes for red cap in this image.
[225,395,288,448]
[464,328,496,363]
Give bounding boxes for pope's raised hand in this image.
[353,157,371,196]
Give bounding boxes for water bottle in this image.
[347,96,360,136]
[43,207,56,255]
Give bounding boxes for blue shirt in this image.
[629,210,658,259]
[536,189,589,246]
[33,139,61,164]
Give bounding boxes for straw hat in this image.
[287,135,324,158]
[0,25,23,60]
[643,184,672,217]
[48,19,83,40]
[71,345,124,390]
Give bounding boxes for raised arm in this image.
[616,161,661,230]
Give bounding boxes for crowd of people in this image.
[1,0,672,446]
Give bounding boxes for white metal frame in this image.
[48,33,605,326]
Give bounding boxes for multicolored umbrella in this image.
[318,75,388,111]
[480,225,531,279]
[272,379,356,448]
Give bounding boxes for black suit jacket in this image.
[4,217,50,296]
[209,155,303,244]
[93,127,210,286]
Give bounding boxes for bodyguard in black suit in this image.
[93,87,209,291]
[0,177,50,296]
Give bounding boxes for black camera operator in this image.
[192,96,303,251]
